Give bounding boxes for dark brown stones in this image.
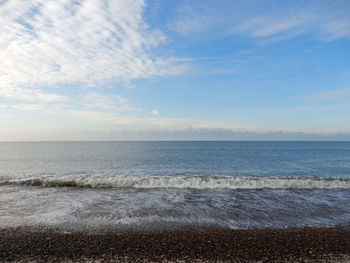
[1,227,350,262]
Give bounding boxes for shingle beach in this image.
[1,227,350,262]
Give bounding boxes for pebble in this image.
[1,227,350,262]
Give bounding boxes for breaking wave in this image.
[3,175,350,189]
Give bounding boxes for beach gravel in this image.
[1,227,350,262]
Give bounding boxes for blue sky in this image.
[0,0,349,140]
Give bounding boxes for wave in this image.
[3,175,350,189]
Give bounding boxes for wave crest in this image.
[4,175,350,189]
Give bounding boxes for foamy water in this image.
[3,175,350,189]
[1,184,350,231]
[0,141,350,231]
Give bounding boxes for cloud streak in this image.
[0,87,66,102]
[70,110,185,127]
[168,1,350,42]
[233,15,308,39]
[84,92,141,112]
[310,88,350,100]
[231,2,350,42]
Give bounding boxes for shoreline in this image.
[1,227,350,262]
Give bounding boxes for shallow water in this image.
[1,141,350,231]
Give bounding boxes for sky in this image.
[0,0,350,141]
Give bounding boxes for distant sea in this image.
[1,141,350,231]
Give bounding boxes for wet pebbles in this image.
[1,227,350,262]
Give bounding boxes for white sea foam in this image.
[6,175,350,189]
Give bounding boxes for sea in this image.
[1,141,350,232]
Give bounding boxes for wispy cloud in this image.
[0,87,66,102]
[0,0,184,101]
[71,110,142,125]
[70,110,185,127]
[0,102,67,112]
[84,92,141,112]
[310,88,350,100]
[10,104,44,111]
[232,5,350,42]
[323,19,350,41]
[233,15,308,39]
[168,1,350,43]
[168,12,209,36]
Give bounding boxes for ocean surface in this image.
[1,141,350,231]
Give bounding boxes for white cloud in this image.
[0,102,67,112]
[149,109,160,115]
[11,104,44,111]
[84,92,141,112]
[70,110,185,127]
[69,109,290,132]
[0,0,184,101]
[0,87,66,102]
[71,110,141,125]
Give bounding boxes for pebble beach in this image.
[1,227,350,262]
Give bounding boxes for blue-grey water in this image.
[1,141,350,231]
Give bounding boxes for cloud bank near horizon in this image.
[1,128,350,141]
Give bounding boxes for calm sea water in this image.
[1,141,350,231]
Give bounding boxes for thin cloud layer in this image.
[84,92,141,112]
[167,1,350,42]
[233,14,350,42]
[311,88,350,100]
[70,110,185,127]
[233,15,308,40]
[0,0,182,101]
